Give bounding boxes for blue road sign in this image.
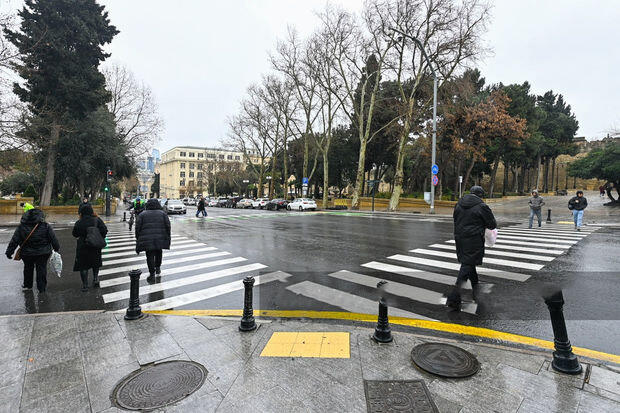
[302,177,309,185]
[431,164,439,175]
[432,174,439,186]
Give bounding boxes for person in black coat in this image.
[135,198,171,283]
[446,185,497,309]
[72,205,108,291]
[196,196,207,217]
[78,197,91,216]
[5,208,60,293]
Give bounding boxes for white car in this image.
[187,198,196,206]
[287,198,317,211]
[164,199,187,214]
[208,199,218,207]
[251,198,270,209]
[236,198,253,208]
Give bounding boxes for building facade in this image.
[159,146,261,199]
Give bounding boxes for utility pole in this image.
[105,166,112,216]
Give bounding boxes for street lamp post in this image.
[392,28,438,214]
[371,163,377,212]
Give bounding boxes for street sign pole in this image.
[105,166,111,217]
[459,175,463,198]
[430,76,437,214]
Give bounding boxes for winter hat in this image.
[80,205,94,216]
[146,198,162,210]
[470,186,485,198]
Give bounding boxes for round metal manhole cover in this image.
[113,360,207,410]
[411,343,479,378]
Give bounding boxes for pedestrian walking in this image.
[135,198,171,283]
[5,208,60,293]
[599,185,606,197]
[19,201,34,213]
[528,190,545,228]
[446,186,497,310]
[78,196,91,215]
[196,196,207,217]
[568,190,588,231]
[72,205,108,291]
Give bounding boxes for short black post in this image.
[124,269,144,320]
[122,212,126,222]
[239,276,257,332]
[373,281,393,343]
[546,208,552,223]
[544,291,582,374]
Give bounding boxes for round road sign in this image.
[432,174,439,186]
[431,164,439,175]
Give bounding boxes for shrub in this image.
[22,184,37,199]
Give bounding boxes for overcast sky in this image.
[3,0,620,153]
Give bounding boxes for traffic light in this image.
[104,186,109,192]
[106,169,113,182]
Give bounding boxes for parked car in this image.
[236,198,253,208]
[266,199,288,211]
[164,199,187,214]
[182,197,189,205]
[252,197,270,209]
[208,198,218,207]
[187,198,196,206]
[216,197,229,207]
[225,196,242,208]
[287,198,317,211]
[158,198,167,208]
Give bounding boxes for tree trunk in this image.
[322,148,329,209]
[502,162,509,197]
[550,157,556,193]
[542,158,550,193]
[388,131,408,211]
[351,139,367,210]
[39,124,60,207]
[488,155,501,198]
[534,153,541,190]
[512,166,518,193]
[463,157,475,192]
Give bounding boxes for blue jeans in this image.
[196,209,207,217]
[529,208,542,228]
[572,210,584,228]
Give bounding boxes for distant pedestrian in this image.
[196,196,207,217]
[135,198,171,283]
[78,197,91,215]
[568,190,588,231]
[19,201,34,213]
[599,185,606,197]
[446,186,497,310]
[72,205,108,291]
[528,190,545,228]
[5,208,60,293]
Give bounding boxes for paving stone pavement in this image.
[0,312,618,412]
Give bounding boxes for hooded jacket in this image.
[568,195,588,211]
[453,194,497,265]
[72,206,108,271]
[528,193,545,210]
[6,209,60,258]
[135,198,171,252]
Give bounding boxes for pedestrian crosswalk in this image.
[284,223,601,319]
[99,226,284,312]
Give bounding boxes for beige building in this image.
[159,146,262,199]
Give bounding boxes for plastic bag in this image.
[485,228,498,247]
[50,251,63,277]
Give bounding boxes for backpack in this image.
[85,226,106,249]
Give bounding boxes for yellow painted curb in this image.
[557,221,574,224]
[145,309,620,364]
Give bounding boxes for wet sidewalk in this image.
[1,312,619,412]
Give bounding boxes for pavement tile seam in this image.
[16,314,35,411]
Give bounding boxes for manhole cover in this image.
[113,360,207,410]
[364,380,438,413]
[411,342,479,378]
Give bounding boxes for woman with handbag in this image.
[72,205,108,291]
[5,208,60,293]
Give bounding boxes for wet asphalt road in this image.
[0,205,618,355]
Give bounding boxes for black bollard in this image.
[546,208,552,223]
[544,291,582,374]
[124,269,144,320]
[372,291,393,343]
[239,276,257,332]
[122,212,126,222]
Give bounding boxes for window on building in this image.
[218,154,225,160]
[180,163,186,169]
[197,180,203,187]
[180,151,186,157]
[208,164,213,170]
[227,155,233,160]
[180,180,185,186]
[198,153,204,158]
[189,163,195,169]
[180,172,186,178]
[189,152,195,157]
[207,153,215,159]
[197,172,203,179]
[197,163,202,170]
[189,171,194,178]
[235,155,240,160]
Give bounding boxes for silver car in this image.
[164,199,187,214]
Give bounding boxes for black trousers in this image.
[22,254,50,292]
[447,264,478,303]
[146,250,162,275]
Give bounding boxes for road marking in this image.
[260,332,350,358]
[99,251,231,276]
[506,225,599,233]
[360,261,468,288]
[287,280,432,320]
[498,230,585,239]
[106,235,137,241]
[497,234,577,244]
[105,236,186,247]
[102,242,205,258]
[485,243,564,254]
[488,239,572,249]
[388,254,531,282]
[103,239,195,253]
[427,244,555,261]
[126,271,291,312]
[409,248,544,270]
[99,257,247,288]
[101,247,218,266]
[102,263,267,303]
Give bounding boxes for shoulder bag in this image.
[85,226,107,249]
[14,223,40,261]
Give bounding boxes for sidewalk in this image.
[2,312,618,412]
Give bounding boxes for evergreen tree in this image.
[4,0,118,205]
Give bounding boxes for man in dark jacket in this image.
[5,208,60,292]
[568,190,588,231]
[446,186,497,310]
[196,196,207,217]
[78,197,91,216]
[136,198,171,283]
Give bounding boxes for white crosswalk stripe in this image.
[103,239,195,253]
[497,234,577,244]
[426,244,555,261]
[101,247,218,266]
[360,261,469,288]
[286,280,432,320]
[498,230,585,239]
[102,242,203,258]
[99,251,232,276]
[487,239,572,249]
[105,236,186,248]
[409,248,545,270]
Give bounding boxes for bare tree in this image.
[103,64,164,158]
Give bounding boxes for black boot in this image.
[155,267,161,275]
[445,287,462,310]
[147,273,156,283]
[92,273,100,288]
[80,271,89,292]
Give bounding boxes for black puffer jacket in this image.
[6,209,60,258]
[72,214,108,271]
[568,196,587,211]
[135,199,171,252]
[453,194,497,265]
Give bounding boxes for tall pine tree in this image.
[5,0,118,205]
